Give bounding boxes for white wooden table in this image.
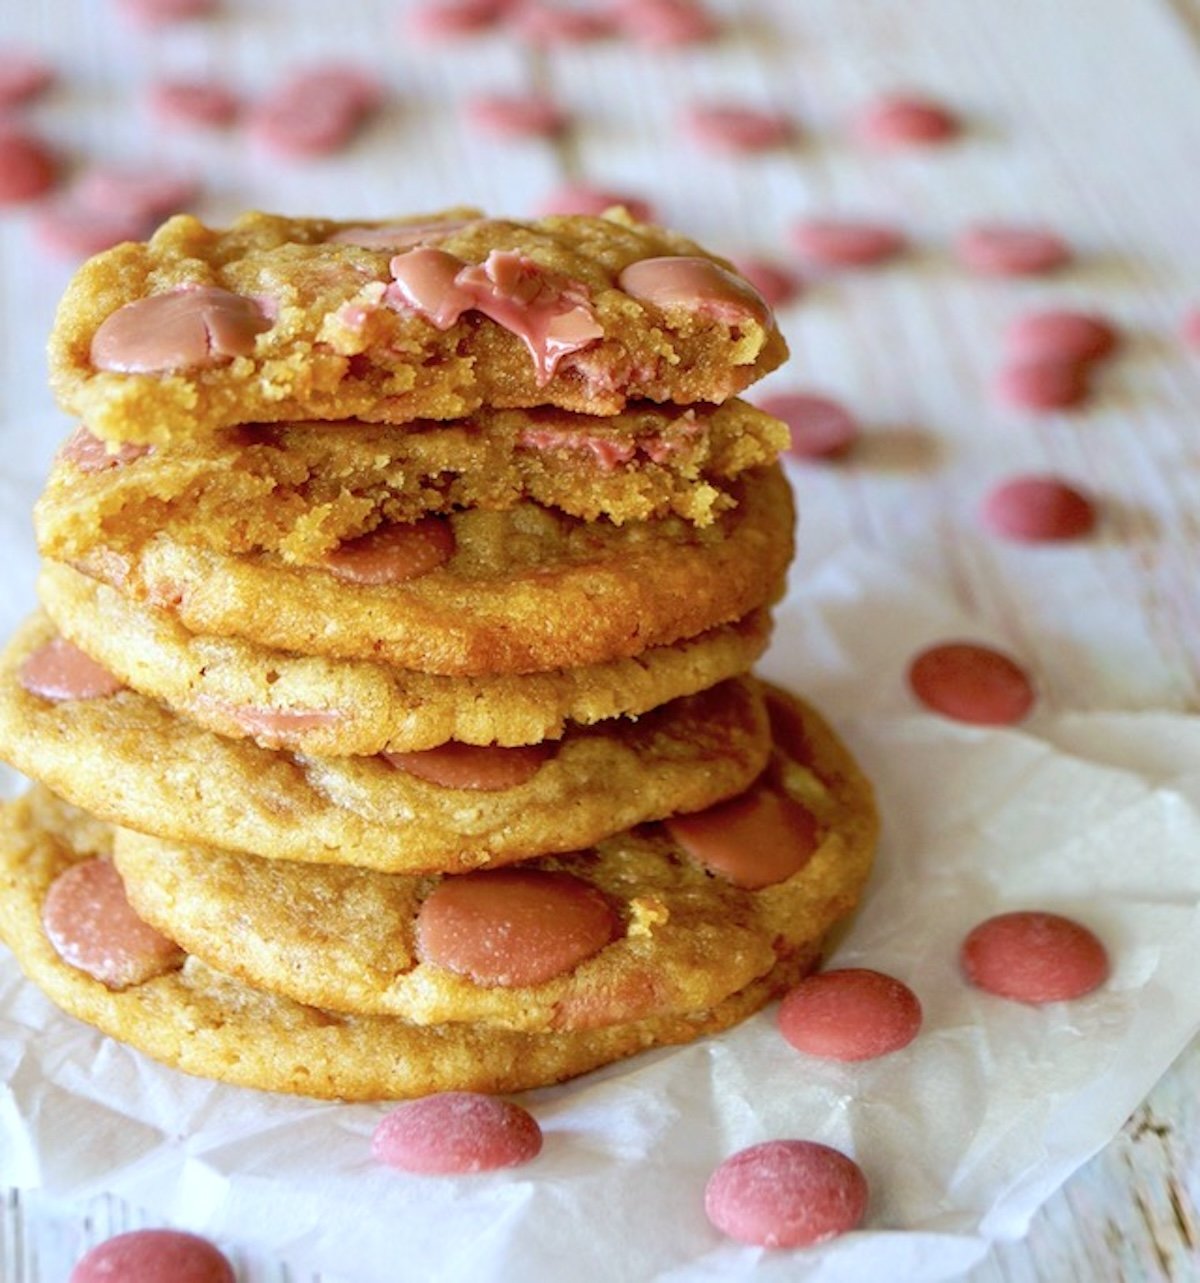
[0,1,1197,1278]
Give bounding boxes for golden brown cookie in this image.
[36,402,788,568]
[39,562,773,754]
[112,690,877,1031]
[0,614,772,873]
[0,787,822,1100]
[71,465,794,676]
[48,210,788,445]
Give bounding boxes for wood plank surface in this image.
[0,1,1197,1278]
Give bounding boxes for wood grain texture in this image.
[0,0,1197,1278]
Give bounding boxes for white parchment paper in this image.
[2,545,1199,1282]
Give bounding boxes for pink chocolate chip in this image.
[852,94,959,148]
[90,286,273,374]
[666,784,820,890]
[69,1230,232,1283]
[908,641,1035,726]
[115,0,217,23]
[34,202,153,259]
[384,741,552,791]
[373,1093,543,1174]
[961,911,1109,1003]
[513,3,614,42]
[1003,309,1119,365]
[981,476,1097,543]
[43,859,183,990]
[147,78,240,128]
[993,359,1090,412]
[323,516,455,585]
[613,0,718,46]
[416,869,618,987]
[212,703,345,747]
[682,103,795,153]
[0,50,55,108]
[252,64,382,157]
[465,92,568,139]
[1180,308,1200,351]
[536,184,655,223]
[0,129,57,204]
[20,637,123,702]
[74,166,200,221]
[705,1141,868,1248]
[389,248,603,383]
[779,969,923,1062]
[730,257,803,310]
[407,0,514,37]
[60,426,151,472]
[756,392,858,460]
[618,256,771,327]
[954,224,1072,276]
[790,218,906,268]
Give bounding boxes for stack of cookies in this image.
[0,210,876,1099]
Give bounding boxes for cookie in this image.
[48,210,788,445]
[37,403,788,571]
[112,689,877,1031]
[0,787,821,1100]
[0,614,772,873]
[39,563,773,754]
[71,465,793,676]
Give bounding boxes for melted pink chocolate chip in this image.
[373,1093,543,1174]
[60,426,151,473]
[20,637,124,702]
[779,969,923,1062]
[389,248,603,383]
[90,287,273,374]
[705,1141,868,1248]
[618,256,771,327]
[416,869,618,987]
[1181,308,1200,351]
[205,702,345,746]
[43,859,183,990]
[908,641,1035,725]
[955,224,1072,277]
[517,424,637,470]
[961,911,1109,1003]
[328,219,473,251]
[324,516,455,585]
[385,740,552,790]
[69,1229,233,1283]
[666,784,820,890]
